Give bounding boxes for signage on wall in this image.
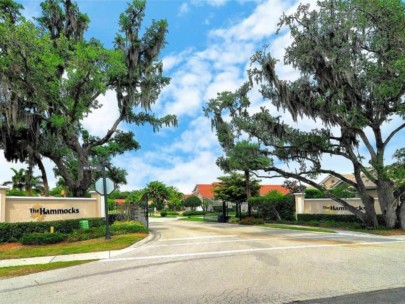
[30,203,80,222]
[322,205,365,213]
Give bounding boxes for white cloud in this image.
[116,117,224,193]
[191,0,229,7]
[82,90,121,138]
[178,3,190,16]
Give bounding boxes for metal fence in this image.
[110,203,148,227]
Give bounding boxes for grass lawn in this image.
[0,261,94,279]
[357,229,405,236]
[178,217,204,222]
[0,233,147,260]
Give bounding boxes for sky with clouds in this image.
[1,0,403,194]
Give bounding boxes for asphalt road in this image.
[1,217,404,304]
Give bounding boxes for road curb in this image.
[0,230,157,267]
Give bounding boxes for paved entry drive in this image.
[1,218,404,303]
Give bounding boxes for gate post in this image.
[294,193,305,221]
[0,186,8,222]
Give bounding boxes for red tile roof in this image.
[259,185,289,196]
[115,199,126,204]
[193,184,216,199]
[192,183,289,199]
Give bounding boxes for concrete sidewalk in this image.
[0,231,156,268]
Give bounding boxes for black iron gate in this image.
[111,203,149,228]
[203,201,231,223]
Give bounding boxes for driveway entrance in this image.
[1,217,404,303]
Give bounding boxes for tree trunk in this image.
[272,206,281,221]
[36,157,49,196]
[399,202,405,230]
[377,180,398,229]
[362,196,379,229]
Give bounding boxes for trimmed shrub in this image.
[160,211,168,217]
[182,210,205,216]
[0,218,106,243]
[297,214,358,223]
[249,192,295,221]
[67,227,106,242]
[183,195,202,210]
[228,217,240,223]
[20,232,66,245]
[296,214,386,226]
[165,211,179,216]
[239,217,264,225]
[110,221,148,234]
[304,189,325,198]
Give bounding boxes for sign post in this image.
[94,161,115,240]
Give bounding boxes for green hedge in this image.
[164,211,179,216]
[110,221,149,234]
[0,218,106,243]
[297,214,386,225]
[249,194,295,221]
[182,210,206,216]
[239,217,264,225]
[20,232,67,245]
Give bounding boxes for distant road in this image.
[1,217,404,303]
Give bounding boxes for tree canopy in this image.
[183,195,202,210]
[0,0,177,197]
[213,173,260,204]
[205,0,405,229]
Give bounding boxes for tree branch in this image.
[384,122,405,148]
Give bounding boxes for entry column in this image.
[0,186,8,222]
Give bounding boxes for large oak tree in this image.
[205,0,405,229]
[0,0,177,196]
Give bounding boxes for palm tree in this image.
[3,168,27,191]
[141,181,170,211]
[3,167,43,195]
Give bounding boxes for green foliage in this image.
[216,140,270,174]
[160,210,168,217]
[304,185,356,198]
[249,191,295,221]
[20,232,66,245]
[6,188,28,196]
[0,218,106,243]
[182,210,205,216]
[165,211,179,216]
[330,183,356,198]
[110,220,148,234]
[239,217,264,225]
[213,172,260,203]
[142,181,170,210]
[297,214,386,226]
[204,0,405,229]
[228,217,240,223]
[166,186,184,211]
[304,189,326,198]
[183,195,202,210]
[0,0,177,197]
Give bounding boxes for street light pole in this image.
[102,159,111,240]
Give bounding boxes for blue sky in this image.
[1,0,403,194]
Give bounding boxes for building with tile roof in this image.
[190,183,289,201]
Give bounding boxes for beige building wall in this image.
[303,198,382,215]
[0,190,103,223]
[295,193,382,216]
